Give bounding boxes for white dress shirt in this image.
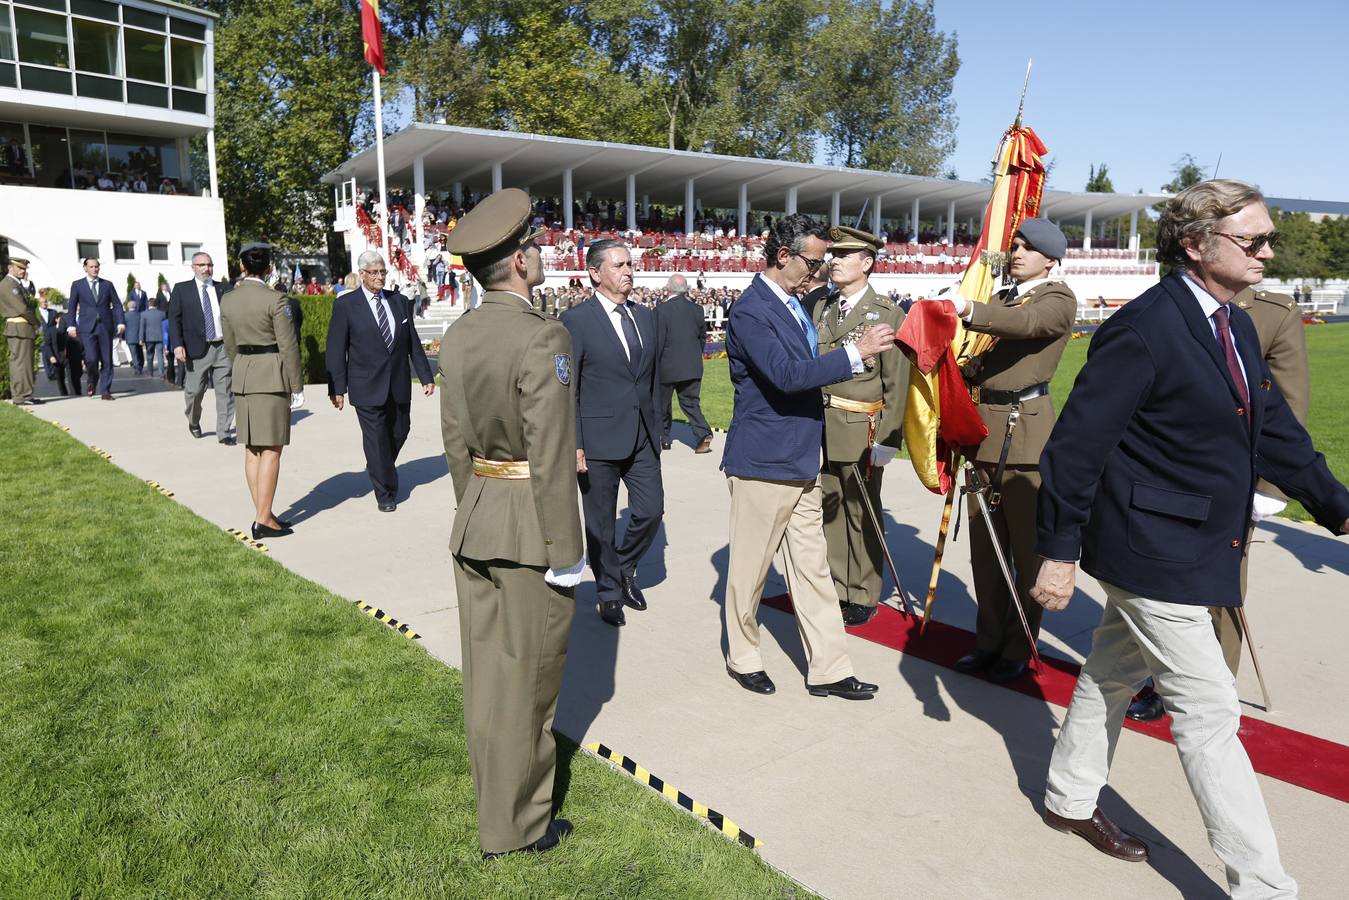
[593,290,643,359]
[759,274,863,373]
[360,285,397,341]
[195,278,223,341]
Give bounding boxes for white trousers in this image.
[1044,581,1297,900]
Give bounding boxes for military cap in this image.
[1015,218,1067,261]
[445,188,543,264]
[7,256,30,267]
[829,225,883,254]
[240,242,272,255]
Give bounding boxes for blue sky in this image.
[933,0,1346,199]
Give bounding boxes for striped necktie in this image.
[375,294,393,351]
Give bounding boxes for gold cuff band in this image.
[824,395,883,415]
[471,457,531,479]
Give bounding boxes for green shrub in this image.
[294,293,334,386]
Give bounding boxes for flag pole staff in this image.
[372,69,391,264]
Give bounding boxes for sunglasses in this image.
[1214,231,1280,256]
[789,249,827,274]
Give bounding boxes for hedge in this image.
[293,293,335,386]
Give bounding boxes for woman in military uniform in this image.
[220,242,304,540]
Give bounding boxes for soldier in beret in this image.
[439,188,584,859]
[2,256,41,405]
[814,227,909,625]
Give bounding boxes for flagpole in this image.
[372,69,390,266]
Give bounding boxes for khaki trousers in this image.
[1045,581,1296,900]
[7,334,34,402]
[724,475,853,685]
[968,464,1043,661]
[183,341,234,436]
[820,462,885,607]
[453,555,574,855]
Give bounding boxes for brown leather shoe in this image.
[1043,807,1148,862]
[694,436,713,454]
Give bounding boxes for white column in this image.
[452,181,463,205]
[491,163,503,193]
[626,174,637,231]
[413,154,426,277]
[785,187,798,215]
[870,194,882,237]
[946,200,956,243]
[206,128,218,199]
[738,183,748,236]
[1083,209,1094,251]
[910,197,920,239]
[685,179,695,234]
[830,191,841,227]
[562,169,574,231]
[642,193,650,215]
[1129,209,1140,252]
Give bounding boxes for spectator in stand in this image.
[96,172,114,190]
[304,277,323,296]
[159,178,176,195]
[141,297,166,377]
[133,175,148,193]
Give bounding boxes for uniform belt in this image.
[977,382,1049,406]
[824,395,884,415]
[236,344,279,355]
[471,457,531,479]
[6,316,30,324]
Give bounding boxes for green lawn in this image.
[0,405,803,898]
[681,323,1349,520]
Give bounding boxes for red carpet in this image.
[762,594,1349,804]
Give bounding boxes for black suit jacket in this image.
[167,279,232,359]
[41,309,65,363]
[656,295,708,383]
[1038,273,1349,607]
[561,296,661,461]
[325,288,432,407]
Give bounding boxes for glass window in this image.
[169,19,205,41]
[181,242,201,263]
[113,241,134,261]
[77,239,99,260]
[171,88,204,114]
[149,242,168,261]
[68,128,106,188]
[107,132,170,182]
[72,16,118,75]
[20,63,70,93]
[0,120,29,177]
[71,0,116,22]
[15,7,69,68]
[76,72,120,100]
[28,124,71,187]
[122,7,162,32]
[0,63,15,89]
[18,0,65,10]
[1,6,14,61]
[169,37,202,90]
[126,81,167,107]
[123,28,163,82]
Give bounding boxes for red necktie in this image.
[1212,306,1249,410]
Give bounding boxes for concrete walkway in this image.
[28,388,1349,899]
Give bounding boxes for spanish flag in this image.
[361,0,386,75]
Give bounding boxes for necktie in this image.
[201,282,215,341]
[1005,283,1020,304]
[786,296,819,358]
[1212,306,1249,410]
[375,294,393,351]
[616,304,641,374]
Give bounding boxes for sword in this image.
[1236,606,1273,711]
[849,463,914,617]
[962,462,1041,669]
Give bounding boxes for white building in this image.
[0,0,224,299]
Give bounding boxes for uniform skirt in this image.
[235,391,291,447]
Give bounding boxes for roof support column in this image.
[830,191,840,227]
[1083,209,1094,250]
[946,200,956,244]
[642,194,650,216]
[413,154,426,278]
[491,162,502,193]
[1129,209,1139,251]
[685,179,695,234]
[785,187,797,215]
[452,181,463,206]
[562,169,574,231]
[910,196,921,240]
[738,183,748,237]
[870,194,882,238]
[626,174,637,232]
[206,128,218,199]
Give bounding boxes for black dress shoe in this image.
[101,392,115,401]
[598,599,626,627]
[619,573,647,611]
[728,668,776,695]
[807,676,878,700]
[18,397,44,405]
[954,650,999,674]
[188,424,202,438]
[1126,690,1166,722]
[840,601,877,626]
[251,522,294,539]
[1043,807,1148,862]
[378,501,397,512]
[483,818,573,860]
[275,518,293,529]
[218,436,237,446]
[988,659,1030,684]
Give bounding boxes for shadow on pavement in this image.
[554,581,620,745]
[1257,517,1349,577]
[278,454,446,524]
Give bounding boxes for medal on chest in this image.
[837,304,879,370]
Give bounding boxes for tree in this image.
[1085,163,1114,193]
[1319,215,1349,279]
[1263,210,1327,281]
[1161,153,1205,194]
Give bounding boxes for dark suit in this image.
[169,278,234,435]
[128,287,148,313]
[561,294,664,606]
[326,287,433,505]
[168,278,232,361]
[656,293,711,445]
[67,276,124,394]
[40,309,66,392]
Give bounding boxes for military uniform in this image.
[219,279,303,447]
[963,277,1077,663]
[2,262,40,404]
[440,190,583,857]
[814,228,910,620]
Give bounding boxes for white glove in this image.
[290,391,304,410]
[1251,491,1287,522]
[870,443,899,467]
[545,557,586,587]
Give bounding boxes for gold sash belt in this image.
[6,316,30,324]
[824,395,883,415]
[471,457,531,479]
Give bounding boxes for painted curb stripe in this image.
[354,601,420,640]
[585,741,761,849]
[225,527,271,553]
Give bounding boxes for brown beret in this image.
[445,188,543,263]
[828,225,883,254]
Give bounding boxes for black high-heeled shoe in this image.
[251,521,294,539]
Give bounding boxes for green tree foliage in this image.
[1319,215,1349,279]
[1162,153,1206,194]
[1263,210,1328,280]
[1085,163,1114,193]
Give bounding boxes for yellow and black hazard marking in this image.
[50,419,71,432]
[225,527,271,553]
[586,742,762,849]
[354,601,420,640]
[89,446,113,460]
[144,479,175,498]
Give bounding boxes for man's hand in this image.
[67,327,77,338]
[422,383,435,397]
[49,356,57,364]
[173,346,186,363]
[576,449,588,473]
[853,323,896,360]
[1342,517,1349,536]
[330,394,345,411]
[116,324,125,335]
[1030,559,1077,611]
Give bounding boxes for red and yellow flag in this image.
[361,0,386,75]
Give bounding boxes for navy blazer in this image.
[1038,273,1349,607]
[720,274,854,481]
[656,295,709,383]
[561,295,661,461]
[167,278,232,359]
[325,288,433,407]
[67,277,124,336]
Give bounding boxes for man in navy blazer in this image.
[1032,181,1349,889]
[169,252,235,441]
[66,257,125,399]
[326,250,434,512]
[720,214,895,700]
[561,240,663,627]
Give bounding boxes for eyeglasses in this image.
[1214,231,1280,256]
[789,250,827,274]
[362,268,388,275]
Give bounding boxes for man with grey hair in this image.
[169,252,234,440]
[655,272,712,452]
[1032,179,1349,893]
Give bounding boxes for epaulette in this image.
[1254,290,1298,312]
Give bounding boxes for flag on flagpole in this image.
[361,0,386,75]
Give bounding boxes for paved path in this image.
[30,388,1349,899]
